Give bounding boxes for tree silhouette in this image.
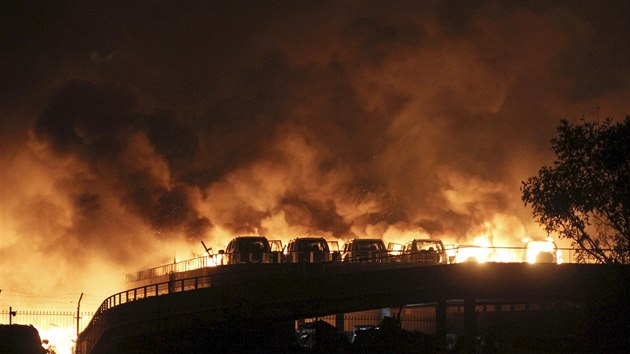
[521,117,630,264]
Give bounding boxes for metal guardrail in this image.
[125,247,602,284]
[283,251,342,263]
[104,276,213,308]
[78,274,214,354]
[125,256,215,283]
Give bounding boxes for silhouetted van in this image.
[342,238,388,262]
[284,237,330,263]
[221,236,272,264]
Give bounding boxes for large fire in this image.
[3,2,619,352]
[40,327,76,354]
[523,237,563,264]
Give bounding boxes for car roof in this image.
[290,237,327,242]
[232,236,269,243]
[349,238,385,243]
[234,235,267,239]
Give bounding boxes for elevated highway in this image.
[78,262,629,353]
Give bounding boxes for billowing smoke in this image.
[2,1,630,296]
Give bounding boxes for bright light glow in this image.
[387,243,405,256]
[524,239,559,264]
[39,326,75,354]
[489,247,514,262]
[455,245,490,263]
[473,235,492,248]
[444,244,457,262]
[214,253,224,266]
[454,235,492,263]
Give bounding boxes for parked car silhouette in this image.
[220,236,272,264]
[342,238,388,262]
[402,239,448,265]
[284,237,331,263]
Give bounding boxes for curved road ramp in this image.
[78,262,630,353]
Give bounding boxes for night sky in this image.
[2,1,630,296]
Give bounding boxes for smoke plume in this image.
[2,1,630,296]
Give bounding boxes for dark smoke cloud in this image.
[35,81,135,158]
[2,1,630,295]
[145,112,199,180]
[33,81,211,246]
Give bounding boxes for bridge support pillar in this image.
[436,300,447,349]
[335,313,344,332]
[463,296,477,351]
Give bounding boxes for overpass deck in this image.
[78,262,629,354]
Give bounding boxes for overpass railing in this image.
[125,255,215,283]
[78,273,214,354]
[125,247,602,284]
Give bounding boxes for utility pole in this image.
[76,292,83,354]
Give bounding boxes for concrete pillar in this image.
[436,300,447,349]
[463,296,477,351]
[335,313,345,332]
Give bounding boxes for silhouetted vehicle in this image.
[352,317,438,352]
[284,237,330,263]
[220,236,272,264]
[342,238,388,262]
[296,320,350,352]
[403,239,449,264]
[0,324,46,354]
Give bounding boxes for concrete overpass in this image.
[78,262,629,353]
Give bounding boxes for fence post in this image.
[76,293,83,354]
